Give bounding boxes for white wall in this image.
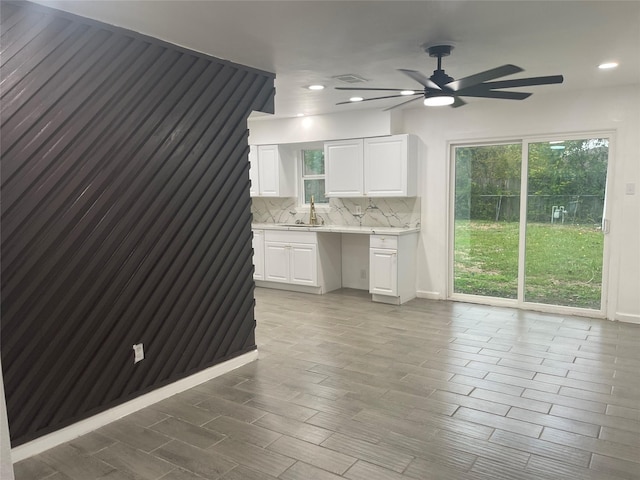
[394,85,640,323]
[341,234,370,290]
[249,86,640,323]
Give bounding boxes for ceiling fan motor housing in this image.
[430,70,454,87]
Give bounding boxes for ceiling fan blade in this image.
[459,90,532,100]
[383,96,423,111]
[336,93,421,105]
[398,69,441,90]
[451,97,467,108]
[335,87,419,92]
[473,75,564,90]
[447,64,524,91]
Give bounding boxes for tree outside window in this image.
[301,149,328,205]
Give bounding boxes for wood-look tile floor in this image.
[14,288,640,479]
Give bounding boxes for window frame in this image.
[298,146,329,208]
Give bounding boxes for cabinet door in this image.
[369,248,397,296]
[324,139,364,197]
[364,135,407,196]
[289,243,318,286]
[264,242,289,282]
[257,145,279,196]
[252,229,264,280]
[249,145,259,197]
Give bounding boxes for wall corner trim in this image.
[10,350,258,462]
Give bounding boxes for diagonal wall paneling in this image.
[0,1,275,445]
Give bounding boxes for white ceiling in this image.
[36,1,640,118]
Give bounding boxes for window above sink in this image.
[299,147,329,208]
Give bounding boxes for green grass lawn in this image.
[454,220,603,309]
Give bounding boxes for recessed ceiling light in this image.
[349,96,364,102]
[296,113,305,117]
[424,95,454,106]
[598,62,618,70]
[400,90,415,96]
[308,84,325,90]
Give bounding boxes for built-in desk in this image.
[251,223,419,304]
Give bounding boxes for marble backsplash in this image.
[251,197,420,228]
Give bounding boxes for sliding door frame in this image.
[448,131,615,318]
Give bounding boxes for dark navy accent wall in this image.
[0,1,275,445]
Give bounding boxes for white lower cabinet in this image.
[289,243,318,285]
[369,233,418,305]
[369,247,398,296]
[252,229,265,280]
[254,227,417,303]
[264,241,289,282]
[264,241,317,286]
[259,230,341,293]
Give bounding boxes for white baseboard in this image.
[615,311,640,324]
[371,294,401,305]
[416,290,444,300]
[11,350,258,462]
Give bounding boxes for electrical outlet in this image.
[626,183,636,195]
[133,343,144,364]
[360,269,367,280]
[354,205,362,215]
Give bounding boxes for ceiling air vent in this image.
[332,73,368,84]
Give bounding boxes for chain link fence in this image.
[456,194,605,224]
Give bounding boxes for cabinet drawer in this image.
[370,235,398,250]
[265,230,317,244]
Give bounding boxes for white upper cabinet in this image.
[250,145,295,197]
[257,145,279,196]
[324,139,364,197]
[324,135,418,198]
[248,145,259,196]
[364,134,418,197]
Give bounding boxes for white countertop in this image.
[252,223,420,235]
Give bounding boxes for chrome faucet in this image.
[309,195,318,226]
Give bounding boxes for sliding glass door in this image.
[523,138,609,309]
[452,136,610,313]
[453,143,522,299]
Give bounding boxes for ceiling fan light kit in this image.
[335,44,564,110]
[424,95,455,106]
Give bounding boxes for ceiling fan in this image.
[336,45,564,110]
